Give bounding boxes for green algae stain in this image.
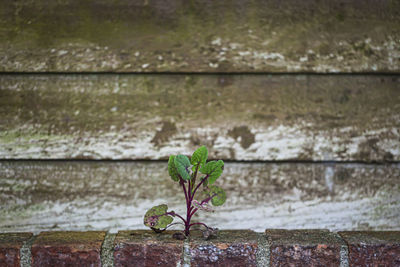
[2,0,399,72]
[0,203,47,219]
[0,131,72,147]
[1,75,399,134]
[35,231,106,244]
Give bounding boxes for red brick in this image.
[339,231,400,266]
[266,229,343,267]
[0,232,32,267]
[31,231,105,267]
[114,230,183,267]
[190,230,258,267]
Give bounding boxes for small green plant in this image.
[143,146,226,238]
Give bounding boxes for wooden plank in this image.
[0,0,399,73]
[1,74,399,161]
[0,161,399,232]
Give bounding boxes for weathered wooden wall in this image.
[0,0,399,232]
[1,74,399,161]
[0,0,399,72]
[1,161,399,233]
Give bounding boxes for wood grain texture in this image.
[0,161,399,233]
[0,0,399,72]
[1,74,399,161]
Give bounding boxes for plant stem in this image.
[185,174,212,235]
[190,208,198,217]
[191,174,209,201]
[189,193,216,218]
[191,164,200,193]
[200,193,217,205]
[188,177,192,200]
[167,212,186,224]
[182,173,211,236]
[188,222,210,229]
[180,178,189,208]
[179,177,192,236]
[165,222,184,229]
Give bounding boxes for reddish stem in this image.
[188,222,210,229]
[191,164,200,193]
[191,174,209,201]
[180,178,189,209]
[190,208,198,217]
[165,222,184,229]
[179,177,192,236]
[166,212,186,224]
[188,177,192,200]
[189,193,216,218]
[200,193,217,205]
[181,172,211,236]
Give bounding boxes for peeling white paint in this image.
[211,37,222,46]
[1,178,398,233]
[1,33,399,72]
[1,123,399,161]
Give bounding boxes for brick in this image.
[114,230,184,267]
[266,229,343,267]
[190,230,258,267]
[0,232,32,267]
[339,231,400,266]
[31,231,105,267]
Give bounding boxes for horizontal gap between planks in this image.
[0,158,399,165]
[0,72,399,76]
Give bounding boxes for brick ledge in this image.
[1,230,399,266]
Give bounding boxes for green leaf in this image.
[174,155,191,180]
[208,185,226,206]
[191,146,208,168]
[143,204,173,229]
[199,160,224,184]
[168,155,179,182]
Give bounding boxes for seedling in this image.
[143,146,226,238]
